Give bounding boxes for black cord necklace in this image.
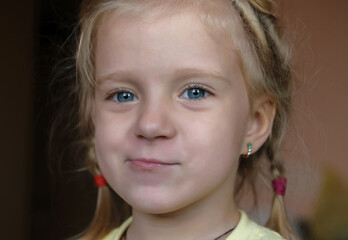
[213,227,235,240]
[122,226,235,240]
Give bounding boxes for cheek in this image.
[93,110,133,192]
[191,105,248,152]
[93,108,129,169]
[179,101,250,174]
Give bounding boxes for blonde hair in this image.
[74,0,296,239]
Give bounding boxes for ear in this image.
[243,95,276,155]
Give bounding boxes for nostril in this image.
[136,134,169,141]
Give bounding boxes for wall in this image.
[0,1,35,239]
[280,0,348,220]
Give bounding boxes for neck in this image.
[126,191,240,240]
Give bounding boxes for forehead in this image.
[95,10,243,84]
[95,0,245,51]
[94,3,247,80]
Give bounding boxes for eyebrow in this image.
[173,67,230,83]
[96,67,229,85]
[96,70,139,86]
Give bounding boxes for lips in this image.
[128,158,179,170]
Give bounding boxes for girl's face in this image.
[94,11,251,214]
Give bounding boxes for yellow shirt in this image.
[103,211,284,240]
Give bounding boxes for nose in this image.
[134,99,177,141]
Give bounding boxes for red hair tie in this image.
[94,174,107,188]
[272,178,287,196]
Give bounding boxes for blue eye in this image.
[181,88,208,99]
[111,91,137,102]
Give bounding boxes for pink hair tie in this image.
[94,174,107,188]
[272,178,287,196]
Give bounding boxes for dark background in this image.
[1,0,347,239]
[1,0,96,239]
[30,0,98,239]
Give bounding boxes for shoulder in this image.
[103,217,132,240]
[226,211,284,240]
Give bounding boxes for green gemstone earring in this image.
[242,143,252,158]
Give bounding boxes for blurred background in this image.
[0,0,347,239]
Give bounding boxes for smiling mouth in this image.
[128,158,179,170]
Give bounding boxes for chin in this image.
[123,191,190,215]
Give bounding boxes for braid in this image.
[248,0,275,16]
[231,0,296,239]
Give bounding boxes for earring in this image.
[242,143,252,158]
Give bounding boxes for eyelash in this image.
[105,88,137,102]
[180,83,212,99]
[105,84,213,102]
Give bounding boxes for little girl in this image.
[71,0,296,239]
